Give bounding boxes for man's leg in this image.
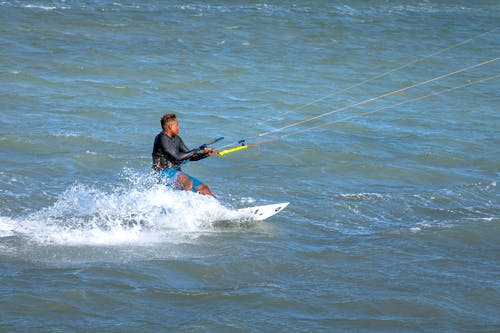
[178,172,215,198]
[176,173,194,191]
[196,183,215,197]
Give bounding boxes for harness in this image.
[152,154,180,171]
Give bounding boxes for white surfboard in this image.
[237,202,289,221]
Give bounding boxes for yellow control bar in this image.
[219,145,248,156]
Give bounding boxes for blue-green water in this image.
[1,1,499,332]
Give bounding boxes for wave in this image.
[327,181,499,236]
[0,171,254,247]
[4,1,493,16]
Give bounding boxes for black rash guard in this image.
[152,132,207,170]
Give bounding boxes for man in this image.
[152,113,218,197]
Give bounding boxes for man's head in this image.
[161,113,179,136]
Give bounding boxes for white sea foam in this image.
[1,175,249,246]
[22,4,57,10]
[0,217,16,237]
[50,131,80,137]
[20,3,71,11]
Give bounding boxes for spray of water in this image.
[0,169,253,246]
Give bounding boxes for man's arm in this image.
[161,135,195,162]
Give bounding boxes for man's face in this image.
[168,120,179,136]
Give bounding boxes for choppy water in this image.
[1,1,499,332]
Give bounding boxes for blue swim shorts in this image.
[158,169,203,193]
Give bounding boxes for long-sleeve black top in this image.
[152,132,206,170]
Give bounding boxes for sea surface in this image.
[1,1,499,332]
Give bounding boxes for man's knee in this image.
[197,183,208,193]
[196,184,212,195]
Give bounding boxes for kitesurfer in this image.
[152,113,218,197]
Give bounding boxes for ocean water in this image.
[1,1,499,332]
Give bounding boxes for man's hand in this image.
[202,147,219,155]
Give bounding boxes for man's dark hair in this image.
[161,113,177,130]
